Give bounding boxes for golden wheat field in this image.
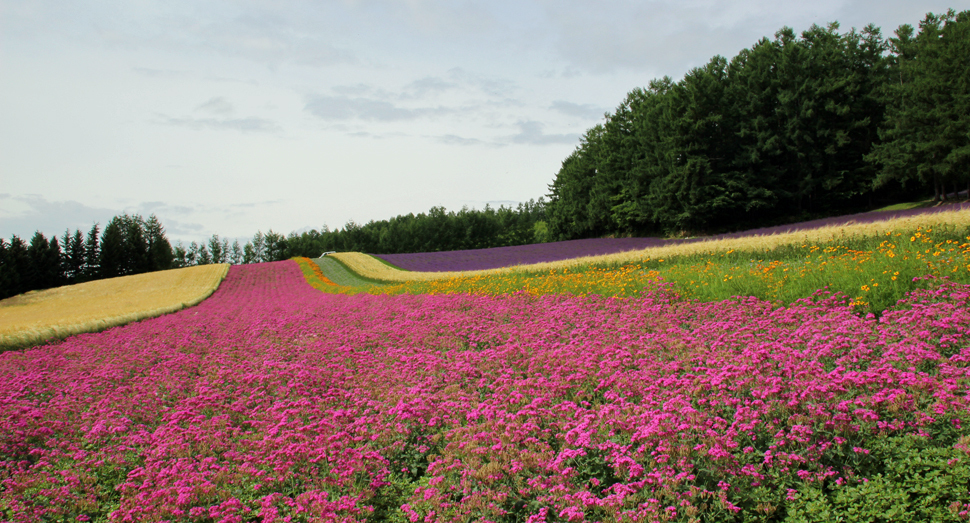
[0,264,230,349]
[333,208,970,282]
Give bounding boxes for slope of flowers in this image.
[0,264,230,350]
[374,203,970,272]
[365,225,970,317]
[338,207,970,287]
[2,261,970,521]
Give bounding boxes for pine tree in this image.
[250,231,266,263]
[243,242,257,264]
[63,230,86,284]
[264,230,287,262]
[547,125,608,239]
[120,214,150,275]
[47,236,65,288]
[0,239,10,299]
[99,217,126,278]
[230,240,243,265]
[173,242,189,268]
[145,215,174,271]
[207,235,224,264]
[187,242,200,266]
[101,214,153,277]
[26,232,51,291]
[2,236,29,298]
[83,224,101,281]
[197,244,212,265]
[868,10,970,198]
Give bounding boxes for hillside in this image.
[373,202,970,272]
[2,207,970,521]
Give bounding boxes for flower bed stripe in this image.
[0,264,229,350]
[337,207,970,283]
[375,203,970,272]
[2,261,969,520]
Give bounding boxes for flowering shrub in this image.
[2,261,970,521]
[373,225,970,315]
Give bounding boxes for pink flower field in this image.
[3,261,970,522]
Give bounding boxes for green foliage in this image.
[785,434,970,522]
[98,214,174,278]
[0,236,29,298]
[1,214,175,300]
[61,228,86,283]
[868,10,970,201]
[548,127,607,239]
[26,231,63,291]
[378,222,970,317]
[83,223,101,281]
[145,215,174,271]
[271,200,548,257]
[532,220,551,243]
[97,213,173,279]
[207,234,227,264]
[546,13,970,240]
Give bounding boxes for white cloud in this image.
[535,0,851,74]
[160,115,280,133]
[435,134,488,146]
[195,96,234,115]
[509,121,579,145]
[0,194,119,239]
[550,100,608,120]
[304,95,449,121]
[404,76,459,98]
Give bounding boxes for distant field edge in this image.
[333,206,970,283]
[373,202,970,272]
[0,264,230,352]
[367,253,409,271]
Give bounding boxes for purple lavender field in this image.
[374,202,970,272]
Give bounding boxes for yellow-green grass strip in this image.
[0,264,230,350]
[312,256,388,287]
[332,208,970,283]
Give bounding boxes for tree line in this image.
[546,10,970,239]
[173,199,547,266]
[1,201,548,299]
[0,214,174,300]
[285,200,548,255]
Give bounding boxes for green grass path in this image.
[312,256,385,288]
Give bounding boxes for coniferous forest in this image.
[2,10,969,299]
[546,11,970,238]
[0,215,175,301]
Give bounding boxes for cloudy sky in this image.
[3,0,967,245]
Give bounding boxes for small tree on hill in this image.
[145,215,174,271]
[208,235,224,264]
[83,224,100,282]
[1,236,29,299]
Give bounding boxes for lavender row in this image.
[375,237,674,272]
[374,203,970,272]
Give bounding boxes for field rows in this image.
[373,204,970,273]
[313,212,970,316]
[3,261,970,521]
[0,264,230,351]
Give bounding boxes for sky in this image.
[3,0,968,246]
